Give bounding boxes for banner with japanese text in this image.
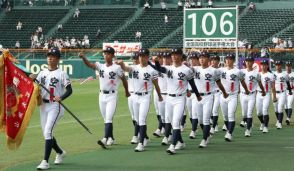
[103,42,142,56]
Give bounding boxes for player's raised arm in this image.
[148,59,167,73]
[115,59,132,72]
[78,52,97,69]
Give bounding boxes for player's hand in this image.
[273,97,277,103]
[245,90,250,95]
[158,95,163,102]
[125,91,131,97]
[115,60,124,67]
[54,96,62,102]
[197,95,202,101]
[289,91,293,95]
[223,92,229,99]
[29,74,37,81]
[153,56,159,61]
[187,91,191,97]
[261,91,266,96]
[78,52,85,58]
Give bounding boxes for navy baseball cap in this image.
[211,55,220,61]
[103,47,115,54]
[156,52,163,57]
[245,56,255,61]
[171,48,183,55]
[47,47,61,58]
[285,61,292,65]
[199,51,210,58]
[260,59,269,65]
[189,52,198,59]
[131,52,139,59]
[138,48,150,56]
[275,60,283,65]
[163,52,171,58]
[225,53,235,59]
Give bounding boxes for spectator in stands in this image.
[135,31,141,41]
[16,21,22,30]
[64,0,68,6]
[177,0,183,10]
[190,0,196,8]
[275,39,285,49]
[184,0,190,8]
[70,37,77,48]
[73,8,80,18]
[196,0,202,8]
[288,38,293,49]
[160,0,167,11]
[37,26,43,34]
[284,39,288,48]
[261,47,269,58]
[28,0,33,7]
[96,28,102,38]
[5,1,11,12]
[272,36,278,47]
[144,1,150,10]
[207,0,213,8]
[57,24,63,31]
[248,2,256,12]
[164,15,168,24]
[80,0,86,5]
[15,41,20,49]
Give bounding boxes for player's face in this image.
[171,53,182,64]
[245,60,254,68]
[155,56,163,65]
[47,55,59,68]
[103,52,114,63]
[163,57,172,65]
[199,56,209,66]
[191,58,199,66]
[211,59,219,68]
[225,58,234,67]
[132,58,139,65]
[261,64,268,72]
[275,64,282,72]
[139,55,148,65]
[286,65,292,72]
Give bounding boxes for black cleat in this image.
[97,140,107,149]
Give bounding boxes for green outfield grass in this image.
[1,80,294,171]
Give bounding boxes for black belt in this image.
[199,92,212,96]
[42,99,55,103]
[135,92,149,96]
[130,91,134,93]
[276,90,285,93]
[161,93,167,95]
[242,91,255,95]
[168,93,184,97]
[100,90,115,94]
[216,90,220,92]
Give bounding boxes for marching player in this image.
[285,61,294,125]
[149,48,202,154]
[192,51,228,147]
[210,54,221,134]
[153,52,167,137]
[117,48,163,152]
[187,52,200,139]
[34,47,72,170]
[274,60,292,129]
[240,56,266,137]
[219,54,249,141]
[180,53,189,132]
[128,52,140,144]
[79,47,130,149]
[256,59,277,133]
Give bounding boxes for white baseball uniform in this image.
[211,67,221,131]
[285,71,294,110]
[274,71,288,125]
[128,70,135,121]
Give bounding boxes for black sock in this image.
[212,116,218,128]
[288,109,292,119]
[105,123,112,138]
[243,117,247,122]
[228,121,235,134]
[132,120,136,127]
[278,113,283,123]
[165,123,172,138]
[52,137,63,154]
[104,123,108,138]
[157,115,163,130]
[181,115,187,126]
[200,124,204,130]
[110,123,113,139]
[44,139,53,162]
[139,125,147,143]
[191,119,198,132]
[189,118,192,124]
[264,115,269,127]
[203,125,210,140]
[247,118,253,129]
[172,129,179,145]
[178,131,183,143]
[224,121,229,128]
[135,124,139,136]
[257,115,264,124]
[285,109,289,118]
[275,112,279,120]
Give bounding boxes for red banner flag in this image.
[0,55,4,131]
[1,52,39,150]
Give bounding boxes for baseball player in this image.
[149,48,202,154]
[79,47,130,149]
[256,59,277,133]
[219,54,249,141]
[34,48,72,170]
[210,55,221,134]
[285,61,294,125]
[186,52,200,139]
[153,52,167,137]
[240,56,266,137]
[274,60,292,129]
[128,52,140,144]
[117,48,163,152]
[192,51,228,148]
